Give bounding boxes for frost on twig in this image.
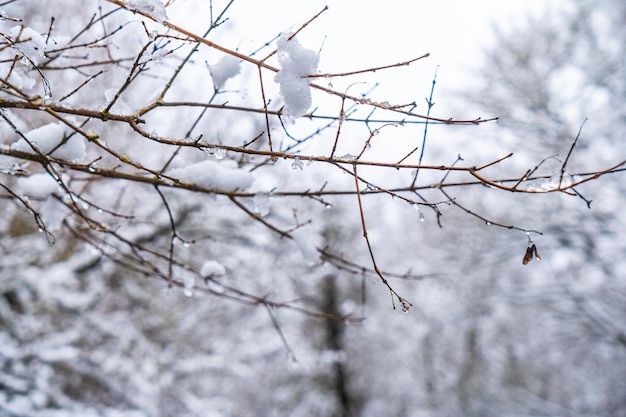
[274,33,319,123]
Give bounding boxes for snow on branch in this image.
[273,33,319,122]
[126,0,168,22]
[0,0,622,319]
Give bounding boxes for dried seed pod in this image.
[522,244,536,265]
[522,243,541,265]
[533,244,541,261]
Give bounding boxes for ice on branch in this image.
[274,33,319,123]
[168,159,253,190]
[252,192,270,217]
[11,123,87,163]
[9,26,46,65]
[523,172,581,192]
[126,0,168,23]
[209,55,242,90]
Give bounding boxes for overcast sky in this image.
[170,1,556,118]
[170,1,552,78]
[214,1,554,87]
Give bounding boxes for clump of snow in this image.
[200,260,226,277]
[16,172,69,231]
[9,26,46,65]
[274,33,319,123]
[127,0,168,22]
[10,122,87,163]
[209,55,242,90]
[168,159,253,190]
[40,197,68,231]
[7,69,36,90]
[16,173,59,198]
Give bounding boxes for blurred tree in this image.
[430,0,626,415]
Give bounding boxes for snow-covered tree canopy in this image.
[0,0,624,415]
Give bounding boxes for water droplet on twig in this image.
[411,203,425,222]
[214,148,226,160]
[253,192,270,217]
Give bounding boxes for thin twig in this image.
[309,53,430,78]
[352,164,411,311]
[412,66,438,187]
[560,118,587,187]
[265,304,298,365]
[261,5,329,63]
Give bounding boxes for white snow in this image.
[37,345,79,362]
[200,260,226,277]
[16,172,59,198]
[11,122,87,163]
[9,26,45,65]
[126,0,168,23]
[7,68,36,90]
[40,197,68,231]
[168,159,253,190]
[273,33,319,122]
[209,55,242,90]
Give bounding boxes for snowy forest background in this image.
[0,0,625,416]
